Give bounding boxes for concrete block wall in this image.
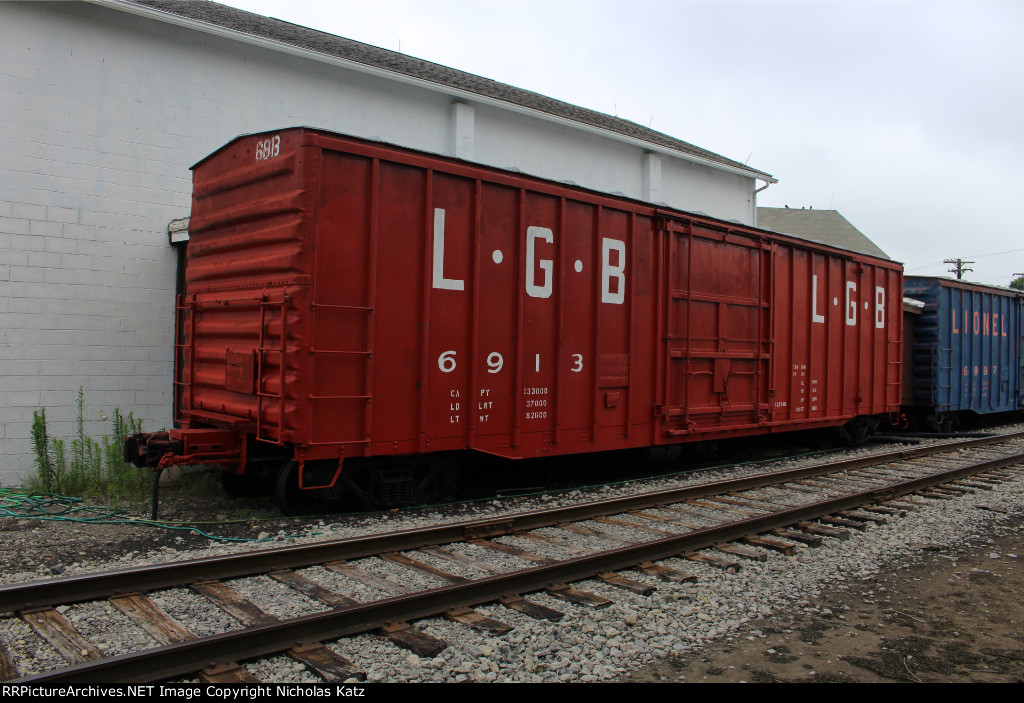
[0,1,758,484]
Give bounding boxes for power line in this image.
[906,247,1024,272]
[963,248,1024,259]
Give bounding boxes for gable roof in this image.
[757,207,889,259]
[111,0,773,182]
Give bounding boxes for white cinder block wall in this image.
[0,0,761,484]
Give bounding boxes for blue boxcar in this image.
[904,276,1024,428]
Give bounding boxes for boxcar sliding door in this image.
[658,217,772,438]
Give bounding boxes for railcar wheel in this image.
[275,461,320,516]
[927,412,960,433]
[938,414,960,433]
[839,417,874,446]
[336,457,461,511]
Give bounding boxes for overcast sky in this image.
[221,0,1024,287]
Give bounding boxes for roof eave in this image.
[90,0,775,184]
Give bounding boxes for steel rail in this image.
[2,431,1022,613]
[14,448,1024,683]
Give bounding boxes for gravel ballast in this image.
[2,426,1023,682]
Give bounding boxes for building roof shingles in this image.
[756,207,889,259]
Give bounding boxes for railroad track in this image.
[3,432,1023,683]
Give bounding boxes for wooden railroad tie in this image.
[380,622,447,659]
[794,521,850,541]
[683,551,740,573]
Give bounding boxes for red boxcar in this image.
[128,128,903,511]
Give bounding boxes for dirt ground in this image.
[0,484,303,577]
[621,512,1024,683]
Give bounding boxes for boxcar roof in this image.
[904,275,1024,297]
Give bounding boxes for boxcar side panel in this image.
[905,276,1022,416]
[426,171,476,443]
[182,128,904,471]
[372,160,432,448]
[763,246,900,430]
[1019,295,1024,409]
[311,150,373,448]
[1015,294,1024,409]
[474,182,520,445]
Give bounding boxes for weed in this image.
[30,408,55,491]
[162,470,223,501]
[27,388,149,503]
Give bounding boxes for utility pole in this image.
[944,258,974,280]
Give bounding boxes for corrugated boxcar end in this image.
[131,127,905,513]
[903,276,1024,428]
[177,130,319,446]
